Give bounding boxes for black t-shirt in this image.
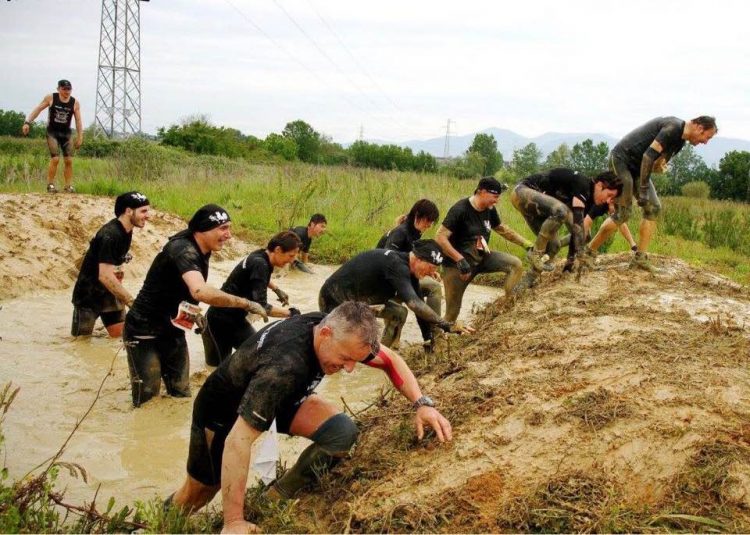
[441,197,501,265]
[521,168,595,212]
[47,93,75,133]
[194,313,326,433]
[126,230,210,336]
[208,249,272,324]
[320,249,421,307]
[72,218,132,309]
[291,226,312,253]
[611,116,686,175]
[376,221,422,252]
[588,202,610,220]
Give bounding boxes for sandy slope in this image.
[300,255,750,533]
[0,193,242,300]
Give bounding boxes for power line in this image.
[303,0,404,114]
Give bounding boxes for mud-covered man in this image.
[290,213,327,273]
[202,231,302,367]
[436,177,531,322]
[376,199,443,335]
[319,240,470,349]
[510,169,622,281]
[71,191,151,338]
[587,116,717,271]
[123,204,266,407]
[22,79,83,193]
[558,198,637,253]
[168,301,452,534]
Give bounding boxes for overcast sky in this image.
[1,0,748,144]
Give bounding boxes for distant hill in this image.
[361,127,750,167]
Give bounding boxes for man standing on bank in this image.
[169,301,452,534]
[290,213,327,273]
[586,116,717,271]
[71,191,151,338]
[436,177,531,322]
[510,168,622,280]
[202,231,303,367]
[124,204,267,407]
[319,240,471,349]
[22,79,83,194]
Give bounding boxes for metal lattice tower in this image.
[94,0,146,138]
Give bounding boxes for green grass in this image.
[1,136,747,284]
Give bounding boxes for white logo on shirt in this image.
[483,220,491,231]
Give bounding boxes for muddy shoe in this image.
[512,270,539,294]
[63,184,75,193]
[578,246,597,269]
[46,183,58,194]
[526,249,550,272]
[630,251,656,272]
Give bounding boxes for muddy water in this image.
[0,259,500,507]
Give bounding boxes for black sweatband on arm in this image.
[645,146,661,161]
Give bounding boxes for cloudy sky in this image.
[2,0,748,144]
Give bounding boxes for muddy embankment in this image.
[0,193,500,510]
[292,254,750,533]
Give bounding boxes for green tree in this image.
[282,120,322,163]
[667,144,711,195]
[710,150,750,201]
[0,109,44,138]
[543,143,573,170]
[570,139,609,175]
[466,133,503,176]
[264,133,298,161]
[510,143,542,178]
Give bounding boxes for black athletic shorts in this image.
[71,306,125,336]
[186,390,305,486]
[46,130,73,158]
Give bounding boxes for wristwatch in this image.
[413,395,435,410]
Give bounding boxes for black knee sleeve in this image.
[311,413,359,454]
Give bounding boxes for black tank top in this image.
[47,93,75,132]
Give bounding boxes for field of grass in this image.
[1,136,748,284]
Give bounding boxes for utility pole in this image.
[359,125,364,141]
[443,119,455,158]
[94,0,148,138]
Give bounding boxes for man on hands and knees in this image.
[510,169,622,287]
[587,116,717,271]
[169,301,452,534]
[377,199,443,327]
[123,204,267,407]
[71,191,151,338]
[319,240,471,350]
[202,231,302,366]
[22,79,83,194]
[291,213,327,273]
[436,177,531,321]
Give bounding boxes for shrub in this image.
[681,180,711,198]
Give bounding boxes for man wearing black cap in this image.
[22,80,83,193]
[290,213,328,273]
[319,239,471,349]
[123,204,268,407]
[71,191,151,338]
[436,177,531,322]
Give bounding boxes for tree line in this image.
[1,108,748,202]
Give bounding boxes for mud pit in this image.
[0,194,499,509]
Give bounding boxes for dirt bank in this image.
[288,255,750,533]
[0,193,243,300]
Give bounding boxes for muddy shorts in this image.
[46,130,73,158]
[124,326,190,407]
[187,391,304,486]
[610,155,661,223]
[510,184,573,259]
[201,311,256,367]
[71,306,125,336]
